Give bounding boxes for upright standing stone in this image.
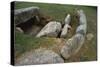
[76,10,87,35]
[60,24,71,38]
[60,14,71,38]
[64,14,71,24]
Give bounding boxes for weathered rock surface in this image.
[61,33,85,59]
[76,10,87,35]
[77,10,87,25]
[36,21,62,37]
[76,24,86,35]
[60,24,71,38]
[15,48,64,65]
[60,14,71,38]
[14,7,40,25]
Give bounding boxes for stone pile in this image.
[61,10,87,59]
[36,14,72,38]
[14,7,87,65]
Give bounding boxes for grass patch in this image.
[15,31,57,58]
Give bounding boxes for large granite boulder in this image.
[36,21,62,37]
[14,7,40,25]
[15,48,64,65]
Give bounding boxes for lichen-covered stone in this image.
[76,24,86,35]
[76,10,87,35]
[60,14,71,38]
[60,24,71,38]
[36,21,62,37]
[15,48,64,65]
[14,7,40,25]
[61,33,85,59]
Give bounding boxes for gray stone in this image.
[76,10,87,35]
[36,21,62,37]
[64,14,71,24]
[77,10,86,25]
[60,14,71,38]
[60,24,71,38]
[76,24,86,35]
[14,7,40,25]
[15,48,64,65]
[61,33,85,59]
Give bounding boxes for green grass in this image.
[15,31,58,58]
[14,2,97,61]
